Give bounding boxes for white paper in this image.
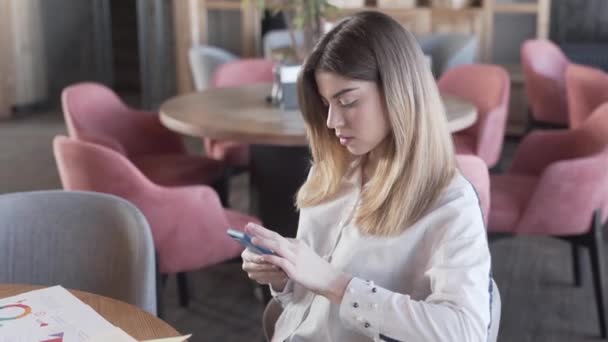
[0,286,125,342]
[142,335,192,342]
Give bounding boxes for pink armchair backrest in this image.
[53,135,154,205]
[513,104,608,235]
[439,64,510,166]
[62,82,185,156]
[211,58,275,88]
[566,64,608,129]
[456,155,490,224]
[521,39,569,126]
[53,135,240,272]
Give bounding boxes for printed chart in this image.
[0,286,127,342]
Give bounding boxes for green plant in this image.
[258,0,339,62]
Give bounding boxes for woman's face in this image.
[315,71,390,156]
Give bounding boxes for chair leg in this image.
[212,166,237,208]
[489,158,504,174]
[155,253,164,318]
[571,241,583,287]
[177,272,190,308]
[588,210,607,339]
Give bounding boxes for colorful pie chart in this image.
[0,303,32,321]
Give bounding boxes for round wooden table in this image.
[0,284,180,340]
[159,83,478,238]
[159,83,477,145]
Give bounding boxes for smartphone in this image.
[227,228,275,255]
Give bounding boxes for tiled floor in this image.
[2,111,608,341]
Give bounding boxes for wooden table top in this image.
[160,83,477,146]
[0,284,180,340]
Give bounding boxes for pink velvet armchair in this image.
[566,63,608,129]
[438,64,510,169]
[61,82,224,187]
[488,103,608,338]
[521,39,570,128]
[53,135,261,309]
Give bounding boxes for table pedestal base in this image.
[250,145,311,238]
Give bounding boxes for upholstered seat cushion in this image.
[489,174,539,233]
[133,154,224,187]
[453,133,476,156]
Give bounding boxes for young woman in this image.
[241,11,497,342]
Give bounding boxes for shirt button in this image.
[364,322,371,328]
[353,302,359,308]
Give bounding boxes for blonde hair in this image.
[296,11,456,237]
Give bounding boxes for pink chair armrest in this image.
[78,133,127,155]
[517,150,608,235]
[477,105,509,167]
[135,184,243,272]
[509,130,581,175]
[456,155,490,224]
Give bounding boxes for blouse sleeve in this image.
[338,187,493,342]
[270,280,295,308]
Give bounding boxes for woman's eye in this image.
[340,100,357,108]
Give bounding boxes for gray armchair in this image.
[417,33,478,77]
[263,29,304,59]
[189,45,238,91]
[0,190,157,315]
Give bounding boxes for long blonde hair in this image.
[296,11,456,237]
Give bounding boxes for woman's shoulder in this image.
[437,172,480,208]
[420,172,486,241]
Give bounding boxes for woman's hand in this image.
[241,247,289,291]
[245,222,352,304]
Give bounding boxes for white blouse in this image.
[270,165,495,342]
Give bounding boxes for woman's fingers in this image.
[251,235,295,260]
[246,222,284,240]
[245,223,300,258]
[241,248,264,263]
[242,261,279,272]
[246,270,287,284]
[261,254,295,277]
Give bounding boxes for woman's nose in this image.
[326,105,345,129]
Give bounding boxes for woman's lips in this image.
[338,136,353,145]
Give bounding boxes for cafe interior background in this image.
[0,0,607,341]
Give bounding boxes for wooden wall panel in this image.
[0,0,15,119]
[10,0,47,107]
[173,0,195,94]
[172,0,262,95]
[0,0,48,117]
[431,8,484,60]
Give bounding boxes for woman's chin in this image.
[345,144,370,156]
